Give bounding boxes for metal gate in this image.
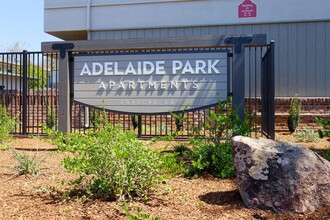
[0,51,58,135]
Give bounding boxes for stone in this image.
[231,136,330,213]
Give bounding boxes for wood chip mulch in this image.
[0,135,329,220]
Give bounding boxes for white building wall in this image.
[0,76,21,90]
[45,0,330,35]
[44,0,330,97]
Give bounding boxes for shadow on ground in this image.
[198,189,243,206]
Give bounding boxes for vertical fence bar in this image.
[269,41,275,139]
[138,115,142,138]
[22,50,28,135]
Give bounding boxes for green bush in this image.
[45,123,182,201]
[324,149,330,161]
[288,96,302,133]
[296,127,320,143]
[90,108,102,127]
[184,141,235,179]
[181,97,256,179]
[173,143,189,156]
[315,116,330,138]
[46,105,57,129]
[0,105,16,150]
[205,97,257,142]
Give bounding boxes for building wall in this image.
[44,0,330,35]
[44,0,330,98]
[90,21,330,98]
[0,76,21,90]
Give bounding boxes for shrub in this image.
[184,141,235,179]
[0,105,17,150]
[45,123,182,201]
[315,116,330,138]
[287,95,302,133]
[296,127,320,143]
[324,149,330,161]
[46,105,57,129]
[173,144,189,156]
[205,97,257,142]
[172,105,188,132]
[90,108,102,127]
[181,97,256,179]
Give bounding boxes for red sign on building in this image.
[238,0,257,18]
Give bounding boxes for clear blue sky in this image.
[0,1,60,52]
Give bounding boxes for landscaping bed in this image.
[0,134,329,220]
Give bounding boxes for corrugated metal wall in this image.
[91,21,330,97]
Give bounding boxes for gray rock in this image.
[231,136,330,213]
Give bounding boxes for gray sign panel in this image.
[74,51,228,113]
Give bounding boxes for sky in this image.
[0,1,60,52]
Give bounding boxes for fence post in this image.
[138,115,142,138]
[269,40,275,139]
[52,43,74,134]
[58,52,71,134]
[22,50,28,135]
[225,37,252,121]
[232,47,246,121]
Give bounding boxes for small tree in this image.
[287,95,302,133]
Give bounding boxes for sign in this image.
[73,51,228,114]
[238,0,257,18]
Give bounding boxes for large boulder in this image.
[231,136,330,213]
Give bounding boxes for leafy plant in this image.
[182,97,256,179]
[324,149,330,161]
[295,127,320,143]
[315,116,330,139]
[287,95,302,133]
[172,105,188,132]
[28,64,47,89]
[183,141,234,179]
[0,105,17,150]
[124,207,160,220]
[173,143,189,156]
[90,108,102,127]
[203,96,257,143]
[46,105,57,129]
[45,122,182,202]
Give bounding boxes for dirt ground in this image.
[0,134,329,220]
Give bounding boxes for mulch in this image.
[0,134,329,220]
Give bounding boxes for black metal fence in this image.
[1,43,274,139]
[0,51,58,135]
